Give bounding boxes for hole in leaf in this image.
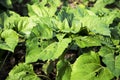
[38,45,41,47]
[45,3,51,7]
[26,72,29,74]
[100,56,106,67]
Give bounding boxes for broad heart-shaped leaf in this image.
[0,29,18,52]
[56,60,72,80]
[99,46,120,77]
[6,63,40,80]
[70,51,114,80]
[81,16,110,36]
[26,38,71,63]
[74,36,101,48]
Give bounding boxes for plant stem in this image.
[38,75,51,80]
[0,52,10,71]
[116,77,119,80]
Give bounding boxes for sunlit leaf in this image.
[75,36,101,48]
[0,29,18,52]
[81,16,110,36]
[39,38,71,61]
[26,38,71,63]
[71,51,113,80]
[6,63,40,80]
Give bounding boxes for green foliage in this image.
[0,29,18,52]
[56,60,71,80]
[0,0,120,80]
[71,51,113,80]
[99,46,120,77]
[6,63,40,80]
[74,35,101,48]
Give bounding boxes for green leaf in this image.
[42,60,54,74]
[71,19,82,33]
[39,38,71,61]
[114,55,120,77]
[6,63,40,80]
[26,47,41,63]
[81,16,110,36]
[99,46,120,77]
[27,1,58,17]
[100,9,120,26]
[75,36,101,48]
[56,60,71,80]
[56,33,66,41]
[31,23,53,39]
[94,0,115,8]
[27,4,48,17]
[61,19,71,33]
[0,29,18,52]
[70,51,113,80]
[26,38,71,63]
[17,17,36,38]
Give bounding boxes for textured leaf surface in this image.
[17,17,36,37]
[82,16,110,36]
[39,38,71,61]
[26,38,71,63]
[71,51,113,80]
[0,29,18,52]
[31,23,53,39]
[75,36,101,48]
[6,63,40,80]
[27,0,59,17]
